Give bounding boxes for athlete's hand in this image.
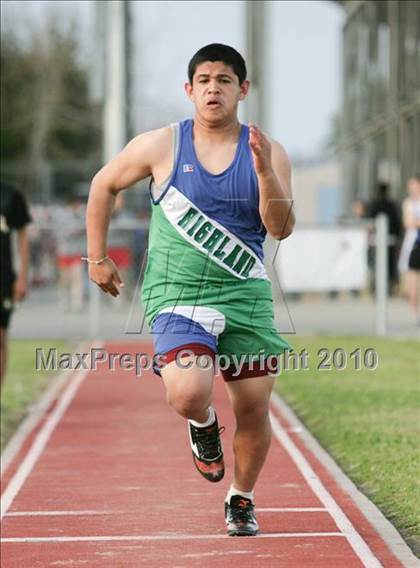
[13,276,28,302]
[88,258,124,297]
[248,123,273,176]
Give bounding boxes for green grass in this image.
[275,336,420,555]
[1,339,70,450]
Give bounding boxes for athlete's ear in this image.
[184,81,194,101]
[239,80,250,100]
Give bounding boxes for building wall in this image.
[340,0,420,209]
[291,160,341,225]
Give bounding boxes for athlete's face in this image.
[185,61,249,123]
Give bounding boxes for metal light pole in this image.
[244,0,268,129]
[89,0,130,339]
[375,214,388,336]
[103,1,129,163]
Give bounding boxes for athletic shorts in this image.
[0,281,14,329]
[150,304,290,382]
[408,242,420,271]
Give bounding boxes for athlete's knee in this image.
[166,389,210,418]
[234,399,270,424]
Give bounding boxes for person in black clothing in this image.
[0,183,32,387]
[368,182,402,294]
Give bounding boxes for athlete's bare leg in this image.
[57,266,70,309]
[161,355,215,423]
[224,375,274,492]
[0,328,7,387]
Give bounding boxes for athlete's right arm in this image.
[86,127,171,296]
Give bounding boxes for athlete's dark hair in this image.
[188,43,247,85]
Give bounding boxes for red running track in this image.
[0,341,407,567]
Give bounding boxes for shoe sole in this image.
[192,453,225,482]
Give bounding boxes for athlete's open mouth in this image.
[207,100,222,107]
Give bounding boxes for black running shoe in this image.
[188,414,225,482]
[225,495,259,536]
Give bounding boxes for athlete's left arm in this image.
[249,124,295,240]
[13,227,30,301]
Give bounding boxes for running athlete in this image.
[85,44,295,536]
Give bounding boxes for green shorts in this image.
[149,279,290,381]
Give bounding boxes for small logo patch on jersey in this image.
[183,164,194,173]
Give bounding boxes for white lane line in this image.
[0,361,94,521]
[5,510,116,517]
[269,409,383,568]
[1,532,344,543]
[1,342,89,478]
[4,507,327,517]
[271,393,419,568]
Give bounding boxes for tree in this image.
[1,14,101,196]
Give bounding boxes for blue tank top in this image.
[152,119,266,261]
